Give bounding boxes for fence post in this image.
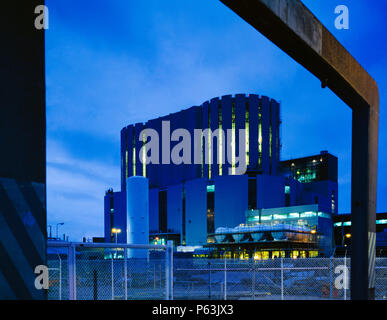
[124,247,128,300]
[58,254,62,301]
[224,258,227,300]
[344,255,347,300]
[111,255,114,300]
[329,257,333,300]
[281,257,284,300]
[165,240,173,300]
[252,258,255,300]
[208,261,211,299]
[68,243,76,300]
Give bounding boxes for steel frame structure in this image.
[220,0,379,299]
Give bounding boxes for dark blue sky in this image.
[45,0,387,241]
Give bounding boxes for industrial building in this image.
[333,212,387,257]
[104,94,338,257]
[209,204,334,259]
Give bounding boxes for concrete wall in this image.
[214,175,248,229]
[257,174,285,208]
[149,188,159,233]
[184,178,207,245]
[167,184,183,234]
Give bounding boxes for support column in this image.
[351,106,378,300]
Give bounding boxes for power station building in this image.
[104,94,337,257]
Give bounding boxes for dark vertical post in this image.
[208,261,211,299]
[329,257,333,300]
[0,2,46,299]
[219,0,379,300]
[351,107,378,300]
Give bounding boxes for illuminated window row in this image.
[251,211,330,222]
[334,219,387,227]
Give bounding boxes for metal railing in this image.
[47,241,173,300]
[46,243,387,300]
[173,257,387,300]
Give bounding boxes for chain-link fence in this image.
[47,242,173,300]
[47,243,387,300]
[376,258,387,300]
[173,257,387,300]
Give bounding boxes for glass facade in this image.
[281,152,338,183]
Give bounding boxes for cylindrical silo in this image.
[127,176,149,259]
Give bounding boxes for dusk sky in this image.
[45,0,387,241]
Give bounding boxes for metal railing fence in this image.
[47,241,173,300]
[47,243,387,300]
[173,257,386,300]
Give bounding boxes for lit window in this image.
[132,131,136,176]
[208,107,211,179]
[142,132,146,177]
[206,185,215,193]
[219,103,223,176]
[231,102,236,175]
[246,102,249,166]
[318,212,331,218]
[273,214,287,220]
[285,186,290,194]
[300,211,316,218]
[125,150,128,179]
[309,251,319,258]
[261,251,269,260]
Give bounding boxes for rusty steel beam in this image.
[220,0,379,299]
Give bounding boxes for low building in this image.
[207,204,334,259]
[333,212,387,257]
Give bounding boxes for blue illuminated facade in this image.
[104,93,338,257]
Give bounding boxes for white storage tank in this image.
[272,223,287,241]
[127,176,149,258]
[251,225,264,242]
[215,227,234,243]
